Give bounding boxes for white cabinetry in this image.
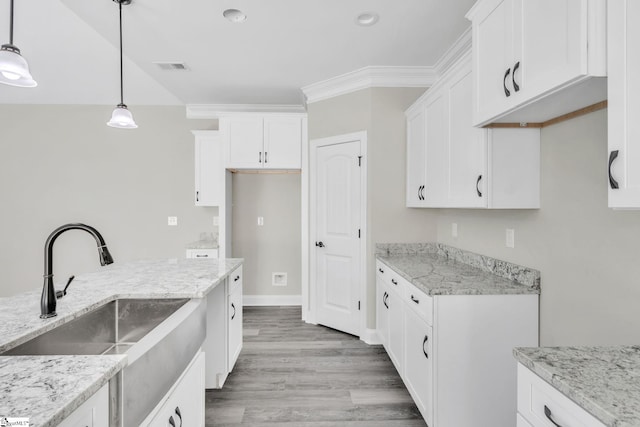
[193,131,224,206]
[405,53,540,209]
[58,384,108,427]
[222,115,304,169]
[186,248,219,259]
[517,364,606,427]
[376,259,539,427]
[145,352,205,427]
[608,0,640,209]
[467,0,607,126]
[203,265,243,388]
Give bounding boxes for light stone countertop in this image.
[376,243,540,295]
[514,346,640,427]
[0,257,242,427]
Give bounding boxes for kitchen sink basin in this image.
[2,297,207,426]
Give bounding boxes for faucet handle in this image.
[55,275,75,299]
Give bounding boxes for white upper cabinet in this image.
[608,0,640,208]
[222,114,305,170]
[405,53,540,209]
[193,131,223,207]
[467,0,607,126]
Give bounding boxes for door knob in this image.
[315,241,325,248]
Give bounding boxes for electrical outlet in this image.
[452,223,458,238]
[506,228,515,248]
[213,216,219,226]
[257,216,264,226]
[168,216,178,226]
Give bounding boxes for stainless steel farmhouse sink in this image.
[2,298,207,426]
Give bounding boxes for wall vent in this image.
[153,62,190,71]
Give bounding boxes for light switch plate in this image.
[257,216,264,226]
[506,228,515,248]
[168,216,178,226]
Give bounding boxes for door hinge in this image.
[358,301,361,310]
[358,229,361,238]
[358,155,362,167]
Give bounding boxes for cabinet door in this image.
[471,0,514,125]
[263,117,302,169]
[224,117,264,169]
[446,68,488,208]
[386,287,404,376]
[376,275,389,346]
[403,307,434,427]
[423,92,448,207]
[517,0,588,102]
[228,267,243,371]
[406,106,427,207]
[58,384,109,427]
[608,0,640,208]
[194,133,223,206]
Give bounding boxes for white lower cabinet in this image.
[403,306,433,427]
[147,352,205,427]
[517,364,606,427]
[376,259,539,427]
[204,265,243,388]
[58,384,108,427]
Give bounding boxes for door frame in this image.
[305,131,368,339]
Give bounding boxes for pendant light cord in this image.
[118,1,124,105]
[9,0,14,45]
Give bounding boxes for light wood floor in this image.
[205,306,426,426]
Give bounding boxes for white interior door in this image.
[311,136,363,336]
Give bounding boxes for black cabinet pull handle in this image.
[391,278,398,285]
[476,174,483,197]
[410,295,420,304]
[175,406,183,427]
[503,68,511,97]
[196,191,199,202]
[264,151,268,163]
[417,186,422,200]
[259,152,262,163]
[378,267,384,273]
[169,416,176,427]
[231,302,236,320]
[544,405,563,427]
[383,292,389,309]
[234,275,240,282]
[422,335,429,359]
[421,185,426,200]
[512,61,520,92]
[609,150,620,189]
[196,254,208,258]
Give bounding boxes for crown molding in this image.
[302,66,438,104]
[186,104,307,119]
[434,27,472,75]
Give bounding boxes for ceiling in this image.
[0,0,476,106]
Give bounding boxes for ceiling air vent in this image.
[153,62,190,71]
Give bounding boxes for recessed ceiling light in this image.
[223,9,247,23]
[356,12,379,27]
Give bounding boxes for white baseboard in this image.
[243,295,302,306]
[361,328,382,345]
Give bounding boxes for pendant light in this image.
[107,0,137,129]
[0,0,37,87]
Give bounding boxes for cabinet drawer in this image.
[403,282,433,326]
[186,248,218,259]
[517,364,606,427]
[376,260,389,281]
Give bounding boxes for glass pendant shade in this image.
[107,104,138,129]
[0,45,36,88]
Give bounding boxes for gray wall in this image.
[0,105,217,297]
[437,109,640,346]
[232,173,301,297]
[308,87,439,328]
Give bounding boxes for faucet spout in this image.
[40,223,114,319]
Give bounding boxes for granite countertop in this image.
[0,257,242,427]
[514,346,640,427]
[376,243,540,295]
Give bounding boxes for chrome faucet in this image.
[40,223,114,319]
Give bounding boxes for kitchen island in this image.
[0,258,242,427]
